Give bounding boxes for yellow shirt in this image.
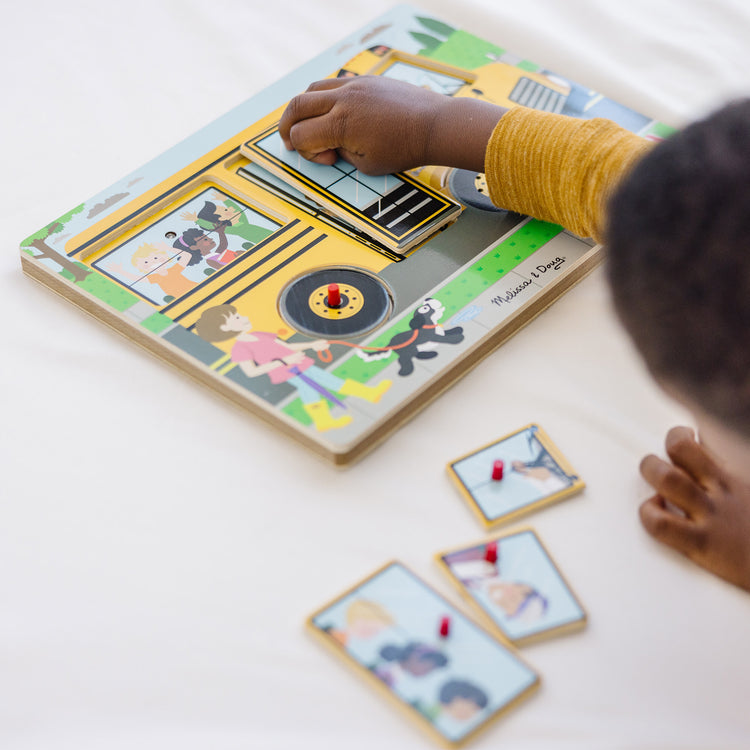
[484,106,654,244]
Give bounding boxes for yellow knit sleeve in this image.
[484,107,654,244]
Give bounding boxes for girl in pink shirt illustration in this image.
[195,304,391,431]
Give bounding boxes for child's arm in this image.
[106,261,139,282]
[278,76,507,175]
[214,223,228,254]
[279,76,652,242]
[639,426,750,591]
[286,339,329,353]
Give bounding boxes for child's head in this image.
[486,581,547,621]
[195,304,250,342]
[131,243,168,273]
[175,228,215,263]
[198,200,237,226]
[344,599,394,639]
[438,680,488,722]
[606,99,750,460]
[197,201,221,225]
[379,642,448,676]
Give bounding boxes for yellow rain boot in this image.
[339,378,392,404]
[303,399,353,432]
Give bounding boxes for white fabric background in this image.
[3,1,750,748]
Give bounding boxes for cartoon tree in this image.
[21,204,90,283]
[410,17,455,53]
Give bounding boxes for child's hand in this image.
[639,426,750,591]
[279,76,507,175]
[283,351,307,366]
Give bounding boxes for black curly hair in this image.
[606,98,750,438]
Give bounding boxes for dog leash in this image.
[316,325,439,363]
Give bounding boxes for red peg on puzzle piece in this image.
[485,541,498,564]
[438,615,451,638]
[491,459,504,481]
[327,283,341,308]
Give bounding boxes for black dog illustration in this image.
[357,298,464,376]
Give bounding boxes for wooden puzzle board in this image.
[19,9,666,467]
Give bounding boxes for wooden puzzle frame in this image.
[20,6,671,465]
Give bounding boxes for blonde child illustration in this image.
[329,599,395,647]
[195,303,392,431]
[107,242,198,301]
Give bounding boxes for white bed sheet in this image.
[3,1,750,748]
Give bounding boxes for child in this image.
[173,226,228,270]
[107,242,198,300]
[192,192,274,250]
[279,75,750,592]
[194,303,392,432]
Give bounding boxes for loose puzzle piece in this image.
[447,424,585,528]
[436,528,587,646]
[241,126,462,254]
[307,561,539,747]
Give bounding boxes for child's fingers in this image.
[639,494,706,556]
[284,116,341,165]
[664,425,726,492]
[304,77,353,93]
[639,454,713,519]
[279,90,340,148]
